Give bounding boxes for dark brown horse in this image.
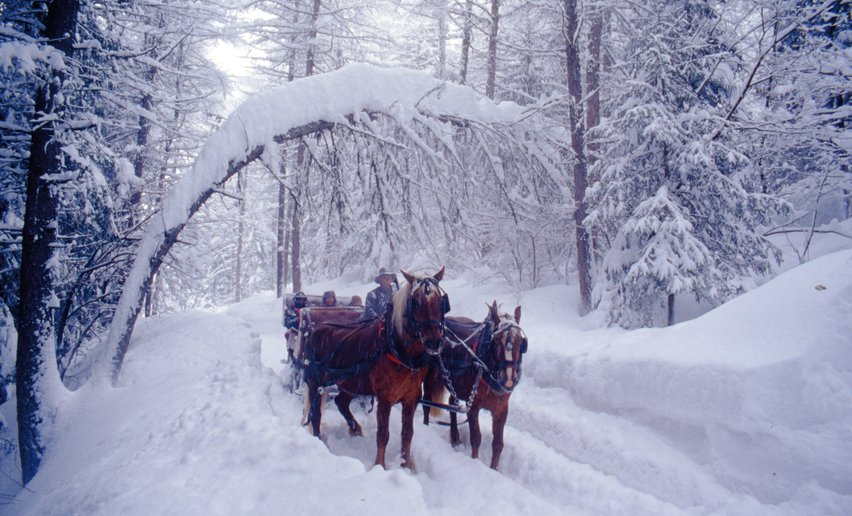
[286,306,363,413]
[423,301,527,470]
[301,267,449,470]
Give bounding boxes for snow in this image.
[3,251,851,515]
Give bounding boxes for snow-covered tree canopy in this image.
[103,63,561,381]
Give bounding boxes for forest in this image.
[0,0,849,488]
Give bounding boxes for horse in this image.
[286,306,364,414]
[300,267,450,471]
[422,301,527,470]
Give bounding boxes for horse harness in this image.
[303,277,451,385]
[438,317,529,410]
[385,277,451,371]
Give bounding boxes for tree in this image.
[16,0,80,485]
[587,0,784,327]
[562,0,592,314]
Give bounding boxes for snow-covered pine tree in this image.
[588,0,783,327]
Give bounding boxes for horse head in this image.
[392,266,449,355]
[485,301,527,392]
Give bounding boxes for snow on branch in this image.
[101,63,526,382]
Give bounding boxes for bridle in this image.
[385,276,451,369]
[481,318,528,393]
[404,277,450,342]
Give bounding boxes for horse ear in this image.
[433,266,445,282]
[401,270,416,285]
[514,306,522,324]
[489,301,499,324]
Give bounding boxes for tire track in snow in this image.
[505,384,752,513]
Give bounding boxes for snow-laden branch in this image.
[100,63,525,383]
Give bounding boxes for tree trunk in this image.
[16,0,79,485]
[585,7,603,161]
[436,0,448,79]
[291,177,302,293]
[235,171,246,303]
[460,0,473,84]
[276,180,288,298]
[305,0,321,77]
[288,0,320,294]
[667,293,675,327]
[486,0,500,99]
[563,0,592,315]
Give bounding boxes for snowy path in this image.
[230,294,692,515]
[229,295,742,515]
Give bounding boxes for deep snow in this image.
[1,250,851,515]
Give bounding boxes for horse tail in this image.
[422,365,446,421]
[430,387,446,419]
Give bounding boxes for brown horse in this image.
[301,267,449,470]
[423,301,527,470]
[286,306,364,416]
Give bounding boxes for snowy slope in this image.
[2,250,851,515]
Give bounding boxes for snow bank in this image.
[525,249,852,511]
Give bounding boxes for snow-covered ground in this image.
[1,248,851,515]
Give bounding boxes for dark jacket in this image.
[364,285,395,320]
[283,305,301,330]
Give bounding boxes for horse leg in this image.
[400,398,418,471]
[489,404,509,470]
[306,381,323,439]
[468,407,482,460]
[334,391,363,437]
[449,395,462,447]
[373,398,392,469]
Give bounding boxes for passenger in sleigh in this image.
[321,290,337,307]
[283,292,308,362]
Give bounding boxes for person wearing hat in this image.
[283,291,308,330]
[364,268,397,320]
[283,292,309,364]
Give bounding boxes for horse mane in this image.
[391,278,413,336]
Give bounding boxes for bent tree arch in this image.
[101,63,533,383]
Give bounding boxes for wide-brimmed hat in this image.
[374,267,396,283]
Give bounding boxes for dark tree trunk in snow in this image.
[16,0,79,485]
[291,162,303,294]
[436,1,448,79]
[276,180,288,298]
[667,293,675,327]
[235,171,246,303]
[288,0,320,294]
[486,0,500,99]
[460,0,473,84]
[585,8,603,160]
[563,0,593,315]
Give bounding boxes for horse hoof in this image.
[349,427,363,437]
